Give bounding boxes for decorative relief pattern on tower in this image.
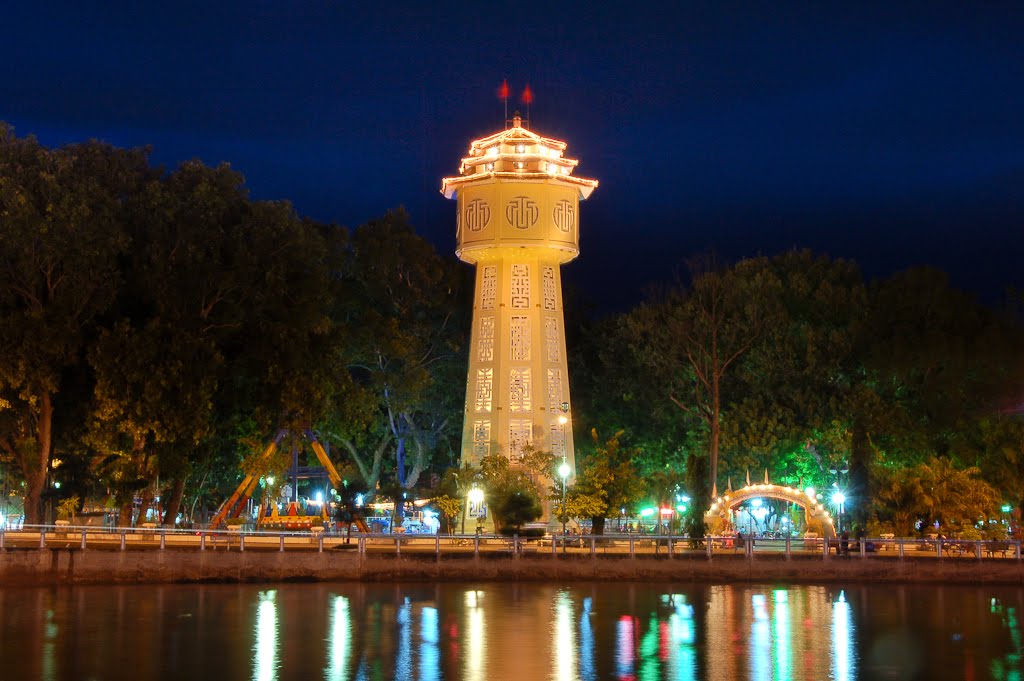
[506,196,539,229]
[481,266,497,310]
[509,368,532,413]
[544,317,560,362]
[510,316,530,361]
[510,264,530,309]
[508,419,533,459]
[553,199,575,233]
[474,368,493,413]
[547,369,563,415]
[472,421,491,458]
[542,267,557,311]
[477,316,495,362]
[464,198,491,232]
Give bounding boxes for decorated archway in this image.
[704,475,836,539]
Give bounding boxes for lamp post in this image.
[558,461,571,535]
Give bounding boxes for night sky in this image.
[4,2,1023,311]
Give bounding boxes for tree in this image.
[972,416,1024,518]
[432,494,462,535]
[493,491,542,532]
[571,430,644,535]
[722,252,867,471]
[85,160,345,526]
[477,451,550,533]
[0,128,148,522]
[334,210,467,500]
[437,463,481,533]
[622,256,782,497]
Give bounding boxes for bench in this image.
[943,541,977,557]
[986,541,1011,558]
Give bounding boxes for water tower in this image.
[441,114,598,490]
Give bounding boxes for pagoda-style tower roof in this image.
[441,115,598,200]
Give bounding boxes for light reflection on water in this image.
[0,582,1021,680]
[254,590,278,681]
[327,595,351,680]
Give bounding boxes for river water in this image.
[0,581,1020,681]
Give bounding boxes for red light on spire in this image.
[521,84,534,105]
[498,79,510,100]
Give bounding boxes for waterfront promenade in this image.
[3,523,1024,586]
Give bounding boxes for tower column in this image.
[460,254,575,468]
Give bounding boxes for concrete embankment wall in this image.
[4,548,1024,586]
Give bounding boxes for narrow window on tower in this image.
[545,317,560,362]
[510,316,530,361]
[549,423,566,459]
[478,316,495,362]
[508,419,533,460]
[481,266,497,310]
[542,267,557,310]
[547,369,563,415]
[509,368,532,413]
[510,264,530,309]
[474,368,493,413]
[473,421,491,458]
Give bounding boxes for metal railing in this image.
[1,525,1021,561]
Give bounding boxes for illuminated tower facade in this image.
[441,115,598,481]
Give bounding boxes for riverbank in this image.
[4,547,1024,586]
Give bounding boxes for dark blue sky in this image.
[4,2,1022,310]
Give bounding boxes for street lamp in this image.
[468,487,484,534]
[558,461,571,535]
[831,491,846,533]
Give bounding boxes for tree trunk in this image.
[849,418,871,530]
[136,485,155,525]
[708,376,721,496]
[119,501,135,527]
[684,451,710,538]
[163,477,186,527]
[592,516,606,535]
[20,392,54,525]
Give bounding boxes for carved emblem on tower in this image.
[506,196,539,229]
[464,198,491,231]
[553,199,575,232]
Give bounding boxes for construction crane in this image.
[209,430,369,533]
